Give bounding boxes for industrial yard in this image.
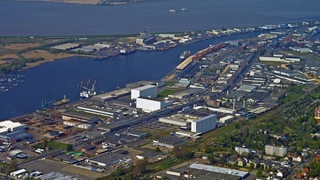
[1,21,320,179]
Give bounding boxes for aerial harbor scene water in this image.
[0,0,320,179]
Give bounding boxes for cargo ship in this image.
[180,50,191,60]
[53,95,70,106]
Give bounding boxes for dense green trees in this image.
[172,147,194,160]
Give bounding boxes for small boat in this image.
[169,9,176,13]
[180,50,191,60]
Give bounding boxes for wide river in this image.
[1,0,320,36]
[0,33,259,119]
[1,0,320,119]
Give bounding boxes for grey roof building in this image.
[86,152,131,167]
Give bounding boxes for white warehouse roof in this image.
[0,120,25,134]
[133,84,157,91]
[190,163,249,178]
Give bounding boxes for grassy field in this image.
[35,141,72,150]
[147,157,185,172]
[158,88,183,99]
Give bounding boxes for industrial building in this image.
[86,152,131,167]
[219,115,235,123]
[62,120,92,129]
[158,163,249,180]
[62,111,100,129]
[0,120,28,142]
[131,84,157,100]
[10,169,27,178]
[77,106,115,118]
[136,34,156,45]
[237,85,257,92]
[126,80,155,89]
[157,33,175,38]
[265,145,288,157]
[153,135,185,148]
[191,114,217,133]
[259,55,300,63]
[62,111,100,123]
[159,114,198,127]
[93,88,131,102]
[136,97,172,112]
[289,47,313,53]
[0,120,26,135]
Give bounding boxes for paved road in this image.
[18,150,64,166]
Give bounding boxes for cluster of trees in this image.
[172,147,194,160]
[308,160,320,177]
[0,57,44,75]
[0,59,25,74]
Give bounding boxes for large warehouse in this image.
[131,84,157,100]
[136,97,172,112]
[191,114,217,133]
[0,120,28,142]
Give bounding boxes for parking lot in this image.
[20,159,104,180]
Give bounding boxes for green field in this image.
[147,157,185,172]
[158,88,182,99]
[34,141,72,150]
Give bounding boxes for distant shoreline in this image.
[17,0,100,5]
[22,54,96,70]
[16,0,142,5]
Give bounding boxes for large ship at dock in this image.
[52,95,70,106]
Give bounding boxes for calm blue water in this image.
[0,33,258,119]
[1,0,320,119]
[1,0,320,36]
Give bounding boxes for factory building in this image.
[191,114,217,133]
[136,34,156,45]
[159,117,190,127]
[0,120,28,142]
[153,135,185,148]
[62,111,100,129]
[131,84,157,100]
[159,163,249,179]
[259,55,300,63]
[159,114,198,127]
[136,97,172,112]
[62,111,100,123]
[77,106,115,118]
[86,152,131,168]
[93,88,131,102]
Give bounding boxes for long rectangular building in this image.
[136,97,172,112]
[161,163,249,180]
